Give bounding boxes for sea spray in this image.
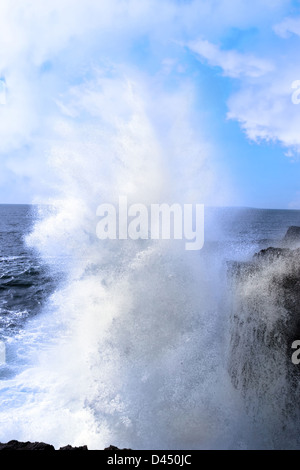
[0,72,239,449]
[228,247,300,449]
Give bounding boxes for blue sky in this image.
[0,0,300,209]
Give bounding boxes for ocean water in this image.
[0,205,55,343]
[0,204,300,449]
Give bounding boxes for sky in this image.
[0,0,300,209]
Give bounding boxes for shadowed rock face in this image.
[0,441,133,451]
[227,227,300,446]
[0,440,89,450]
[59,445,89,451]
[104,445,132,451]
[232,228,300,343]
[283,226,300,245]
[0,440,56,451]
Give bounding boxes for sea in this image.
[0,203,300,450]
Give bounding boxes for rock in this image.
[230,244,300,345]
[0,440,133,450]
[104,445,132,451]
[253,246,291,261]
[59,445,88,451]
[283,226,300,245]
[227,242,300,434]
[0,440,55,451]
[0,440,89,450]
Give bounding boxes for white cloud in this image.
[179,0,288,39]
[0,0,235,203]
[185,36,300,155]
[274,16,300,38]
[187,39,274,78]
[0,0,293,203]
[0,80,6,105]
[225,56,300,155]
[182,13,300,157]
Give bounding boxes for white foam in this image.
[0,72,238,450]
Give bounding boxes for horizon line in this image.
[0,203,299,212]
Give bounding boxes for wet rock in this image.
[228,240,300,434]
[253,246,291,261]
[283,226,300,245]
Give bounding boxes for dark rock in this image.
[283,226,300,245]
[59,445,88,451]
[0,440,133,451]
[104,445,132,451]
[253,246,291,261]
[228,242,300,431]
[230,244,300,345]
[0,440,55,451]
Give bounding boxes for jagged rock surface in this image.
[0,440,56,451]
[0,440,133,450]
[227,226,300,435]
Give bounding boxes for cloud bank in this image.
[0,0,298,204]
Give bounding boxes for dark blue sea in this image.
[0,205,54,342]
